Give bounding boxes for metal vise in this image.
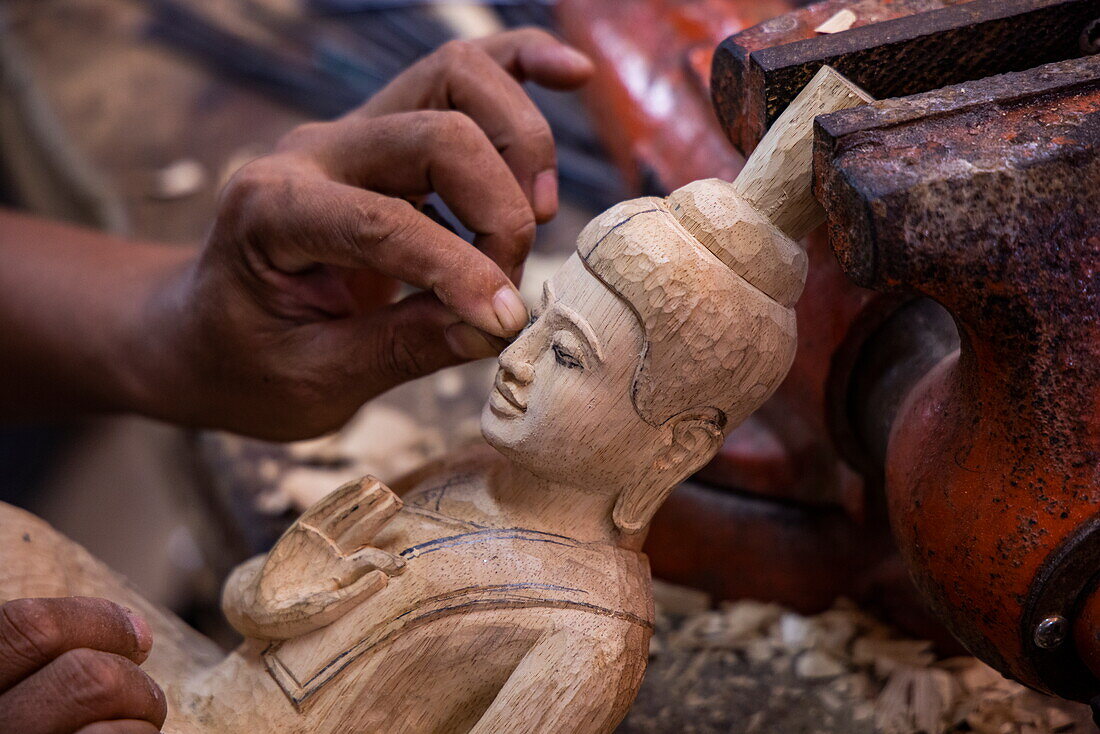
[705,0,1100,707]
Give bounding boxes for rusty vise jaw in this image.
[711,0,1100,702]
[814,53,1100,701]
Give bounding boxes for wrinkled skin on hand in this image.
[150,29,594,440]
[0,597,165,734]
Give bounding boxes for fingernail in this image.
[445,323,502,360]
[124,607,154,656]
[492,286,529,334]
[533,169,558,221]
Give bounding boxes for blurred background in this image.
[1,1,1091,730]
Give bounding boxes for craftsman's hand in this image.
[0,597,166,734]
[0,30,591,436]
[222,477,405,639]
[156,29,593,439]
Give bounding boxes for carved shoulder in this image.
[390,441,507,510]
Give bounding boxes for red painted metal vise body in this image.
[560,0,1100,705]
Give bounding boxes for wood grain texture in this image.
[0,67,867,732]
[732,66,872,240]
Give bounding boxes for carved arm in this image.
[467,626,648,734]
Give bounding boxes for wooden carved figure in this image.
[0,67,869,733]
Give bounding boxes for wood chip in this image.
[745,638,777,664]
[875,668,953,734]
[779,613,814,650]
[652,579,711,616]
[852,637,935,676]
[712,600,784,641]
[795,650,847,679]
[622,598,1094,732]
[815,9,857,34]
[151,159,207,199]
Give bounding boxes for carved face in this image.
[480,254,662,492]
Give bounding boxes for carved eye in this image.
[552,344,583,370]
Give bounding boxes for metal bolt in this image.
[1034,615,1068,650]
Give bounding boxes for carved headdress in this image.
[576,66,869,438]
[577,179,807,434]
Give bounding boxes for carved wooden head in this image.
[481,179,804,534]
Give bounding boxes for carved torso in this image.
[177,449,653,733]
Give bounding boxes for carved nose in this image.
[498,343,535,385]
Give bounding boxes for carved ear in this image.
[613,410,725,534]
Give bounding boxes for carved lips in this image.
[490,370,527,417]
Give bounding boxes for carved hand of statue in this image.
[222,477,406,640]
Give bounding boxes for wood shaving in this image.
[815,9,857,34]
[622,589,1091,733]
[151,159,206,199]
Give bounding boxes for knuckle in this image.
[221,160,272,213]
[501,206,537,251]
[434,39,482,68]
[380,332,430,382]
[520,115,555,153]
[493,109,553,167]
[275,121,330,152]
[508,26,558,45]
[514,217,537,252]
[57,649,128,710]
[219,159,294,231]
[420,110,480,148]
[0,599,63,664]
[359,309,433,384]
[349,196,413,248]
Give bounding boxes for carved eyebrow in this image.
[552,301,604,364]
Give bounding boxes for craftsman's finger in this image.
[355,31,592,221]
[0,598,153,693]
[0,649,166,734]
[360,29,591,114]
[323,292,466,388]
[473,28,594,88]
[422,47,562,222]
[220,168,528,337]
[311,292,499,405]
[76,721,161,734]
[471,29,593,221]
[279,111,537,274]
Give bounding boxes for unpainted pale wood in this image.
[732,65,874,240]
[221,477,405,641]
[0,67,868,733]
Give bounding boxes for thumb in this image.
[328,292,502,398]
[344,547,406,578]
